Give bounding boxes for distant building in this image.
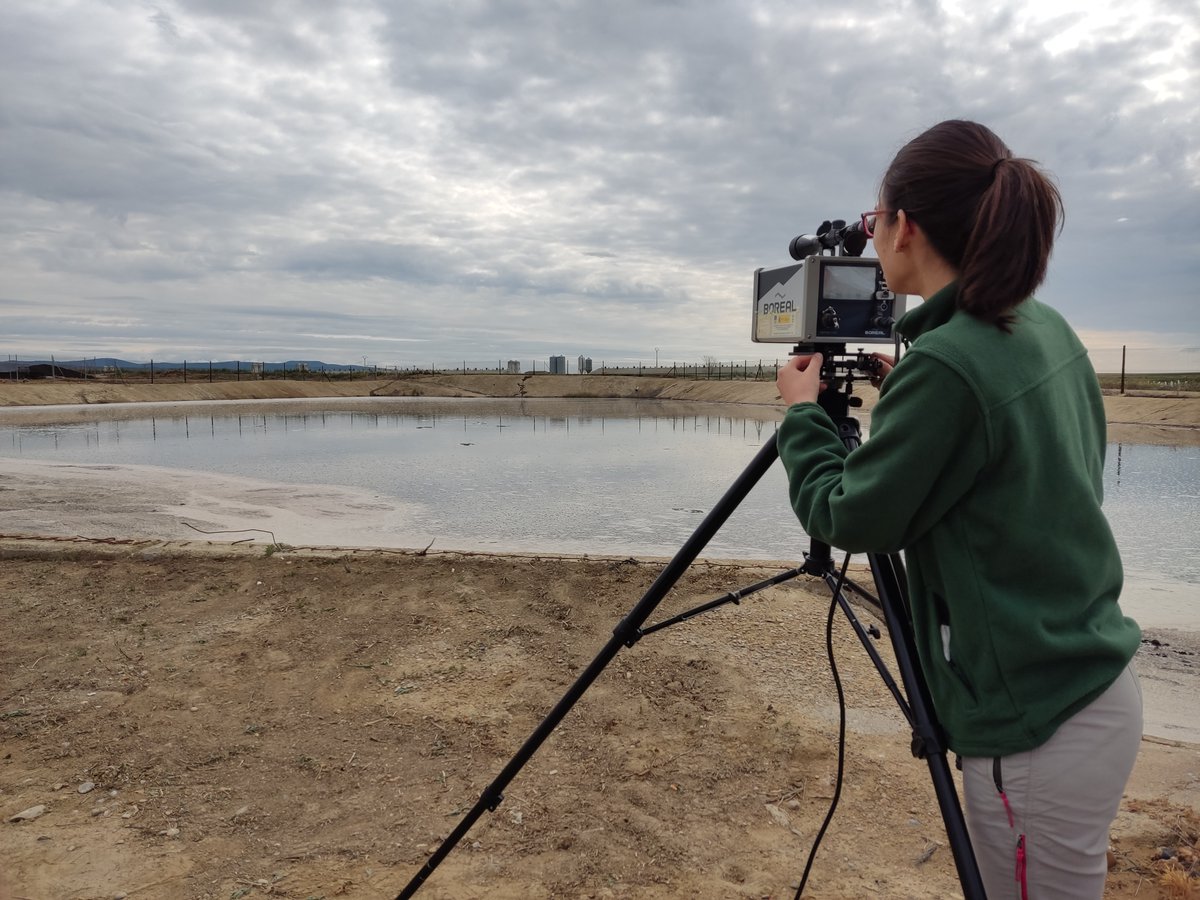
[579,356,593,374]
[549,355,567,374]
[506,360,522,374]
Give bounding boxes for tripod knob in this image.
[849,396,862,408]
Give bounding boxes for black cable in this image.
[794,552,853,899]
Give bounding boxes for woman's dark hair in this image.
[880,119,1063,327]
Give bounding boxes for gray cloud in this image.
[0,0,1196,369]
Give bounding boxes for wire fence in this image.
[0,358,790,383]
[3,356,1197,392]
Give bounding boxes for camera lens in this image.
[789,235,821,260]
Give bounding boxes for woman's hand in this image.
[777,353,826,406]
[868,352,895,389]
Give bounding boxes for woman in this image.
[776,120,1142,898]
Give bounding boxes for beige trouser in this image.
[961,665,1143,899]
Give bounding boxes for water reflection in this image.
[1,399,1196,597]
[0,400,792,559]
[1103,442,1199,575]
[5,410,778,449]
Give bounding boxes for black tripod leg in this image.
[394,432,782,899]
[868,551,986,899]
[815,406,985,896]
[811,562,913,726]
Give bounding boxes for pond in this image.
[1,397,1195,628]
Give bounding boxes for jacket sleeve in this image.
[777,351,989,553]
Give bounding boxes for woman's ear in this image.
[892,209,916,253]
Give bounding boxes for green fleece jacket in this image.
[777,283,1140,757]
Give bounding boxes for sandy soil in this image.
[1,377,1197,898]
[0,375,789,410]
[1,542,1197,900]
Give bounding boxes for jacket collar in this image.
[896,281,959,346]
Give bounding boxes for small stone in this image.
[163,826,180,837]
[232,805,250,818]
[7,804,46,822]
[78,782,95,794]
[765,804,791,827]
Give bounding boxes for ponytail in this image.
[959,156,1063,327]
[881,121,1064,329]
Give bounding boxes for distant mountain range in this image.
[10,358,368,372]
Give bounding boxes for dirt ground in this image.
[1,542,1197,900]
[1,378,1198,898]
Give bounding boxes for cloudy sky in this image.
[2,0,1197,372]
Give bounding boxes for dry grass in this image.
[1097,372,1200,393]
[1154,807,1199,898]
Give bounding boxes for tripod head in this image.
[790,342,881,421]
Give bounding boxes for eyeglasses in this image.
[861,209,890,238]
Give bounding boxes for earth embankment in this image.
[0,374,784,407]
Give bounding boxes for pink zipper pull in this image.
[1016,834,1028,900]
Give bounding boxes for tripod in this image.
[395,370,986,899]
